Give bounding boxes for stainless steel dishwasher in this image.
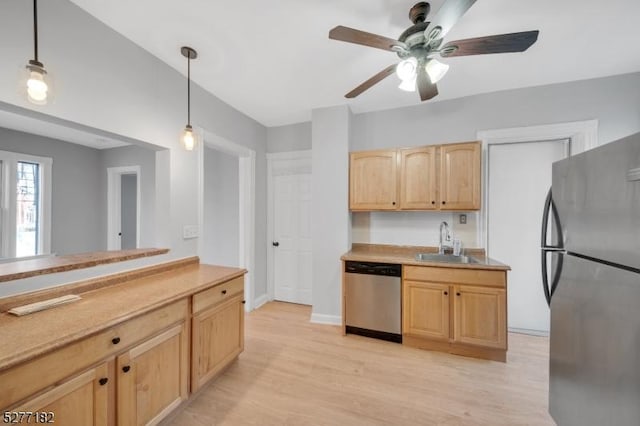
[344,261,402,343]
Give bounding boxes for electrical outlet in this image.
[183,225,199,239]
[459,214,467,225]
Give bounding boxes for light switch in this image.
[183,225,199,239]
[459,214,467,225]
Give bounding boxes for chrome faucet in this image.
[439,221,453,254]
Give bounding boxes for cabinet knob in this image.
[456,292,461,296]
[122,365,131,373]
[444,291,448,295]
[99,378,108,386]
[272,241,279,247]
[392,202,396,205]
[442,201,446,205]
[111,337,121,345]
[242,300,246,305]
[431,201,435,205]
[221,289,227,295]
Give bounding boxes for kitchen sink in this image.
[414,253,480,264]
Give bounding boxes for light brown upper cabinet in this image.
[349,149,398,210]
[440,142,481,210]
[349,141,481,211]
[399,146,437,210]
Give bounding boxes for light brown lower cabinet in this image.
[191,277,245,392]
[9,362,110,426]
[403,266,508,362]
[117,323,190,426]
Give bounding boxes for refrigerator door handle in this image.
[541,188,565,306]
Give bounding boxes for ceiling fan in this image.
[329,0,539,101]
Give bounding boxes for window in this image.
[0,151,51,259]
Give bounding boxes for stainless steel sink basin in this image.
[414,253,480,264]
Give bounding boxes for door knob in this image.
[272,242,279,247]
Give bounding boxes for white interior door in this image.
[273,173,312,305]
[488,139,568,333]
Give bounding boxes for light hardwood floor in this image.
[169,302,555,425]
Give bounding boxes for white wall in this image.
[202,146,239,267]
[311,106,351,322]
[0,0,267,297]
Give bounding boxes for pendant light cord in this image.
[33,0,39,62]
[187,54,191,126]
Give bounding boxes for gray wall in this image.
[0,0,268,301]
[267,122,312,153]
[120,174,137,249]
[311,106,351,321]
[101,145,157,248]
[203,147,239,267]
[307,71,640,320]
[352,72,640,150]
[0,126,103,255]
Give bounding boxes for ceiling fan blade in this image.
[424,0,477,42]
[440,30,540,57]
[345,64,397,99]
[329,26,407,52]
[417,67,438,101]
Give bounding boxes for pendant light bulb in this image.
[26,62,48,105]
[180,46,198,151]
[396,57,418,82]
[182,125,195,151]
[25,0,49,105]
[425,58,449,84]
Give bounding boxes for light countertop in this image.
[0,262,246,371]
[341,244,510,271]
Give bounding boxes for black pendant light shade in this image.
[181,46,197,151]
[26,0,50,105]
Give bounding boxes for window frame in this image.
[0,150,52,259]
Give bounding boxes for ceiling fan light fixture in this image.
[396,57,418,81]
[425,58,449,84]
[398,76,417,92]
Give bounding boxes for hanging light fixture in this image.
[25,0,50,105]
[180,46,197,151]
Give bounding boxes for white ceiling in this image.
[69,0,640,127]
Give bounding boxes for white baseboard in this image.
[310,313,342,326]
[253,294,268,310]
[509,327,549,337]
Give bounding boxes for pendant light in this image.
[180,46,197,151]
[25,0,50,105]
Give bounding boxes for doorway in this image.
[107,166,140,250]
[198,130,256,312]
[487,139,569,333]
[267,151,312,305]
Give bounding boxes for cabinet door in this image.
[399,146,437,209]
[117,323,189,426]
[11,362,110,426]
[349,150,398,210]
[403,281,450,341]
[453,285,506,349]
[440,142,481,210]
[192,294,245,392]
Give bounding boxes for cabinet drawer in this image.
[404,266,506,288]
[193,277,244,314]
[0,299,188,409]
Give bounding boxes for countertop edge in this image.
[340,253,511,271]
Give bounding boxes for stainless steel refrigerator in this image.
[541,132,640,426]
